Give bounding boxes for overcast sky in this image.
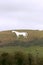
[0,0,43,31]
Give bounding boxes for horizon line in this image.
[0,29,43,32]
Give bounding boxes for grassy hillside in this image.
[0,30,43,65]
[0,46,43,57]
[0,30,43,46]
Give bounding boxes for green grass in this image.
[0,46,43,57]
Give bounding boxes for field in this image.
[0,30,43,46]
[0,30,43,65]
[0,46,43,57]
[0,30,43,56]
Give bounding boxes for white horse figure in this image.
[12,31,28,37]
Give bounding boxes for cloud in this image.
[0,0,43,30]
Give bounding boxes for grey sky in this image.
[0,0,43,31]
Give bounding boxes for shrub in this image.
[1,52,13,65]
[1,53,9,65]
[27,53,35,65]
[14,51,24,65]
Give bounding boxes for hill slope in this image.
[0,30,43,46]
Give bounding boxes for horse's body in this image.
[12,31,27,37]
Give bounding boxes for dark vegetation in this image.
[0,51,43,65]
[1,39,43,47]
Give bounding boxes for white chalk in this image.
[12,31,28,37]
